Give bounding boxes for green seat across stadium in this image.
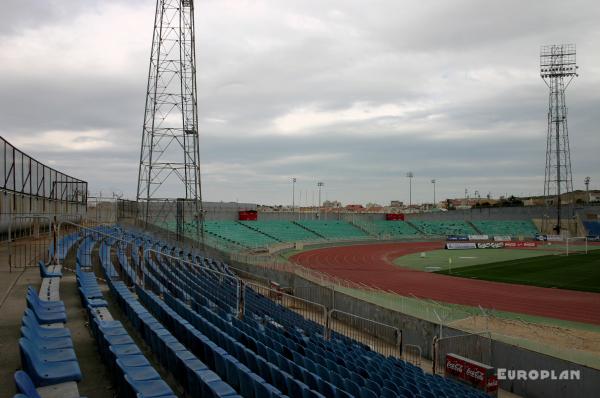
[240,221,323,242]
[410,220,476,236]
[202,221,279,248]
[295,220,368,240]
[472,220,538,237]
[367,221,420,237]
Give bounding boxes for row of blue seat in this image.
[14,287,82,398]
[75,231,176,398]
[140,287,290,398]
[110,279,239,398]
[154,266,387,398]
[146,235,488,398]
[95,234,248,398]
[96,226,490,398]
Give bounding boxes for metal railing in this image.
[432,331,492,375]
[152,249,242,316]
[6,215,52,271]
[404,344,422,367]
[246,281,328,336]
[0,136,87,204]
[328,308,402,358]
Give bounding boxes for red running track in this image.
[291,242,600,325]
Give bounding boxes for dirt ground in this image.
[452,315,600,361]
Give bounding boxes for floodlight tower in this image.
[585,176,591,204]
[540,44,578,234]
[406,172,414,208]
[137,0,203,240]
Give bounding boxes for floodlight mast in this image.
[137,0,203,242]
[540,44,578,235]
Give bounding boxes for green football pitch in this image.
[394,248,556,272]
[434,249,600,293]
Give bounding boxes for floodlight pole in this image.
[585,176,590,204]
[292,177,296,210]
[317,182,324,218]
[540,44,578,234]
[406,172,414,208]
[431,179,436,208]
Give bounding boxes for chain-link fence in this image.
[433,331,492,375]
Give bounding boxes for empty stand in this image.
[409,220,477,236]
[472,220,538,237]
[295,221,369,240]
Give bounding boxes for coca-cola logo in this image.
[466,367,485,381]
[447,361,463,373]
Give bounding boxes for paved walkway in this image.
[0,243,113,398]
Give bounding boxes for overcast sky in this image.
[1,0,599,206]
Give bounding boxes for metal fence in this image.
[433,331,492,375]
[246,281,328,335]
[7,215,54,271]
[329,308,402,358]
[0,136,87,204]
[157,250,242,316]
[404,344,422,367]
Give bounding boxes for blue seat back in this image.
[14,370,41,398]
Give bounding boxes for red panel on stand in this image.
[385,213,405,221]
[239,210,258,221]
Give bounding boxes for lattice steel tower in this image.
[540,44,578,234]
[137,0,203,237]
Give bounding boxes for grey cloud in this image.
[0,0,598,205]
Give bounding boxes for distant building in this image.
[322,200,342,208]
[345,204,364,212]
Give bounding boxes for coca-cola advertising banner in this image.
[445,353,498,396]
[476,242,504,249]
[504,241,538,248]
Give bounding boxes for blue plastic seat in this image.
[109,343,142,360]
[317,378,336,398]
[365,379,381,395]
[20,337,77,362]
[27,301,66,324]
[360,387,378,398]
[19,339,82,387]
[381,387,399,398]
[13,371,41,398]
[117,359,161,382]
[38,261,62,278]
[21,311,71,338]
[124,374,174,397]
[118,354,151,367]
[21,327,73,350]
[26,294,65,314]
[343,379,361,397]
[27,288,65,311]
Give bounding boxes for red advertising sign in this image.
[504,241,537,248]
[385,213,405,221]
[445,354,498,396]
[238,210,258,221]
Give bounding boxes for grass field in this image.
[435,250,600,293]
[394,248,556,272]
